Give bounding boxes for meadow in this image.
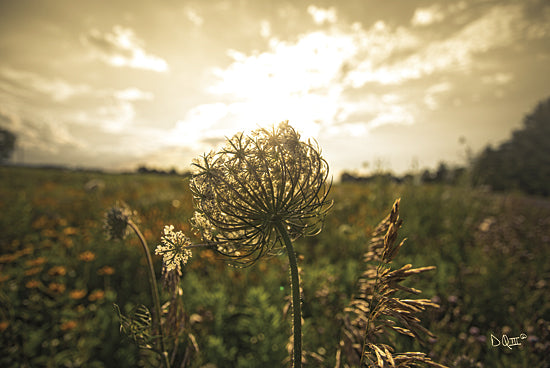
[0,165,548,367]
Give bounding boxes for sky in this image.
[1,0,549,177]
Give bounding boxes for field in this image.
[1,166,549,367]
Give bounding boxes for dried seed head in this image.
[104,202,133,240]
[190,121,332,265]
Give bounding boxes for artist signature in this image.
[491,333,527,349]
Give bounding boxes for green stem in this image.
[359,263,384,367]
[275,222,302,368]
[129,220,171,368]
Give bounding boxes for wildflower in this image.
[69,289,87,300]
[18,247,34,256]
[48,266,67,276]
[104,202,133,240]
[0,320,9,332]
[25,280,41,289]
[189,121,332,265]
[88,289,105,302]
[60,320,77,331]
[63,227,78,236]
[48,282,66,294]
[155,225,193,272]
[32,216,49,229]
[97,265,115,276]
[78,251,95,262]
[41,229,57,238]
[0,254,17,263]
[24,267,42,276]
[25,257,46,267]
[469,326,480,336]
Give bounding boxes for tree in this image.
[472,97,550,196]
[0,128,16,163]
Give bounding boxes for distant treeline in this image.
[341,164,466,185]
[135,165,191,177]
[471,97,550,196]
[342,96,550,197]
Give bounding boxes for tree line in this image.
[471,97,550,196]
[341,96,550,196]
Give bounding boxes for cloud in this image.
[72,99,137,134]
[184,7,204,27]
[411,2,467,27]
[210,29,358,97]
[424,82,453,110]
[411,4,446,27]
[204,12,421,137]
[82,26,169,72]
[152,1,550,164]
[0,67,91,101]
[0,108,85,154]
[114,87,154,101]
[307,5,337,25]
[347,4,526,87]
[481,72,514,85]
[260,20,271,39]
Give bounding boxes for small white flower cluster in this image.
[155,225,192,272]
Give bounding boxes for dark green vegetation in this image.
[1,166,549,367]
[472,96,550,196]
[0,127,16,163]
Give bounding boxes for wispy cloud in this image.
[307,5,337,25]
[260,20,271,38]
[411,2,469,27]
[82,26,169,72]
[0,66,157,157]
[114,87,154,101]
[184,7,204,27]
[347,4,526,87]
[411,4,446,27]
[424,82,453,110]
[0,108,85,154]
[0,67,91,101]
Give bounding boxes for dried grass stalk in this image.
[336,199,447,368]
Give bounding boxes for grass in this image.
[0,165,548,367]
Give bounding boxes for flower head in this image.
[190,121,332,265]
[78,251,96,262]
[155,225,193,272]
[104,202,133,240]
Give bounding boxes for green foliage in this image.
[472,96,550,196]
[1,166,549,367]
[115,304,155,350]
[0,127,16,162]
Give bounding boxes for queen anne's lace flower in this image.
[155,225,193,272]
[190,121,332,265]
[104,203,133,240]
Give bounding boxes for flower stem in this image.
[275,222,302,368]
[359,263,384,367]
[128,220,170,368]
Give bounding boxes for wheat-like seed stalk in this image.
[336,199,448,368]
